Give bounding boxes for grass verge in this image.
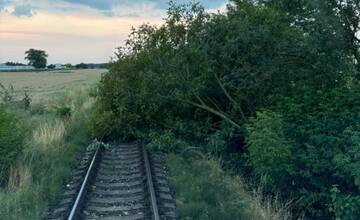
[166,154,292,220]
[0,87,94,220]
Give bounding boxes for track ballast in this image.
[45,142,176,220]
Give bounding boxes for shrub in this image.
[276,87,360,218]
[55,106,71,119]
[91,1,360,219]
[330,185,360,220]
[91,1,304,141]
[146,130,190,153]
[22,91,31,110]
[0,108,26,184]
[245,111,293,191]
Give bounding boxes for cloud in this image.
[60,0,164,17]
[109,2,164,18]
[61,0,118,10]
[11,4,35,16]
[0,0,229,64]
[1,0,228,18]
[60,0,226,15]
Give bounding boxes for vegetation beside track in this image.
[2,0,360,219]
[0,86,94,219]
[91,1,360,219]
[166,154,291,220]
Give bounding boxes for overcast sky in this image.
[0,0,227,64]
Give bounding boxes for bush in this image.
[245,111,293,191]
[92,1,305,145]
[91,1,360,219]
[146,130,191,153]
[0,108,26,184]
[55,106,71,119]
[278,87,360,219]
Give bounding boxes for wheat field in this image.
[0,69,104,102]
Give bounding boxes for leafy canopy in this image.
[92,1,360,219]
[25,48,48,69]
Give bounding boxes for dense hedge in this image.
[0,108,26,184]
[92,1,360,219]
[246,90,360,218]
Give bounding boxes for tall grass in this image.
[0,87,94,220]
[166,154,293,220]
[32,120,66,150]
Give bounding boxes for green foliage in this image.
[92,1,305,141]
[146,130,190,153]
[167,154,291,220]
[25,49,48,69]
[22,91,31,110]
[55,106,71,119]
[0,88,92,219]
[272,86,360,218]
[0,83,15,103]
[245,111,293,190]
[87,138,110,150]
[0,108,26,184]
[29,103,46,115]
[64,63,72,69]
[75,63,88,69]
[0,84,33,111]
[91,1,360,219]
[330,185,360,220]
[47,64,55,69]
[260,0,360,73]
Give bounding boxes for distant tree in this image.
[47,64,56,69]
[64,63,73,69]
[25,49,48,68]
[75,63,88,69]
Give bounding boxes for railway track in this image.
[45,142,176,220]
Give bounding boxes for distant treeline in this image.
[47,63,110,69]
[75,63,110,69]
[5,62,26,66]
[4,61,109,69]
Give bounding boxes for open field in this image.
[0,69,104,102]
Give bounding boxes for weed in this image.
[22,91,31,110]
[87,138,110,150]
[0,86,93,219]
[166,154,293,220]
[0,83,15,103]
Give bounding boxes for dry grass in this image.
[32,120,66,151]
[249,188,294,220]
[0,69,104,102]
[0,69,99,219]
[0,91,94,219]
[7,163,32,192]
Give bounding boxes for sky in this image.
[0,0,227,64]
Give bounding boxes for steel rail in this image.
[142,142,160,220]
[68,146,101,220]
